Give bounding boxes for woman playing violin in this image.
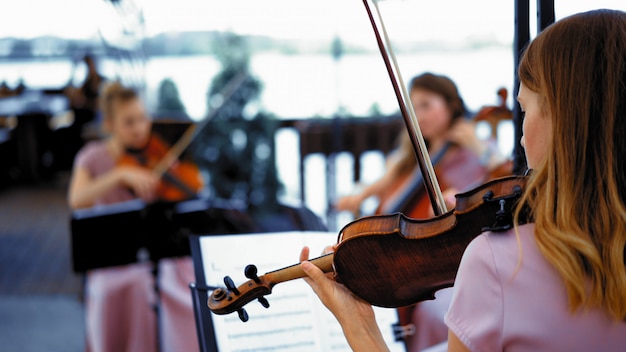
[69,82,159,208]
[336,73,506,218]
[336,72,506,351]
[68,82,199,352]
[302,9,626,352]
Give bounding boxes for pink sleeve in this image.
[444,234,503,352]
[73,143,98,175]
[74,149,86,169]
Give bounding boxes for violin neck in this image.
[263,253,334,285]
[152,126,196,177]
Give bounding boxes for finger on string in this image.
[299,247,315,286]
[299,246,310,263]
[300,260,326,296]
[301,260,328,285]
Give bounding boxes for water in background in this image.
[0,48,516,229]
[141,48,514,119]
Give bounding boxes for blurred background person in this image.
[336,72,506,217]
[56,55,108,171]
[68,81,199,352]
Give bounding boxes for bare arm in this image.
[447,120,507,171]
[335,154,404,214]
[448,330,471,352]
[68,165,158,209]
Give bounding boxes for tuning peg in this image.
[223,276,240,295]
[258,297,270,308]
[237,308,249,322]
[244,264,261,283]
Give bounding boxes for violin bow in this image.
[362,0,447,216]
[152,72,248,178]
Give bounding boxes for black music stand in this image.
[70,200,147,272]
[70,198,259,273]
[69,197,261,351]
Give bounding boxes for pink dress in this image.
[74,141,199,352]
[445,223,626,351]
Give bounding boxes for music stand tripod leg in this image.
[150,260,163,352]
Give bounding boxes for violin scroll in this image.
[244,264,261,283]
[208,270,272,322]
[208,253,335,322]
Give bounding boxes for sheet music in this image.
[200,231,405,352]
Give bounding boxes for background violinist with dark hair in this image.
[336,72,506,219]
[336,72,506,351]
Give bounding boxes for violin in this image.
[207,0,528,322]
[116,73,249,203]
[117,133,203,202]
[208,175,527,320]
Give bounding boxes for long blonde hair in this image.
[515,9,626,320]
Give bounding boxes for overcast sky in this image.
[1,0,625,46]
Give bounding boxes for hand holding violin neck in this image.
[208,253,334,317]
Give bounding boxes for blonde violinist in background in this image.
[336,72,507,351]
[68,82,199,352]
[302,9,626,352]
